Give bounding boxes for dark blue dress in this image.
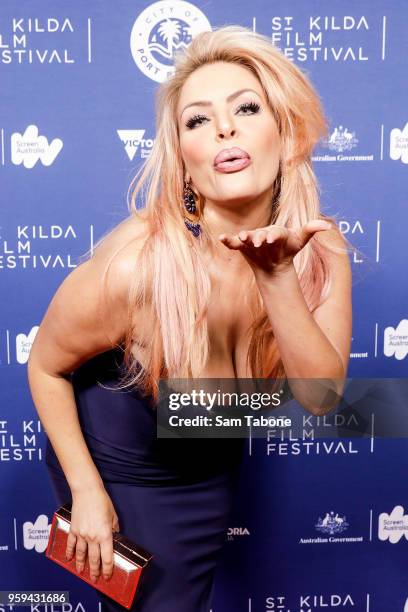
[45,348,245,612]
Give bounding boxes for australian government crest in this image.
[313,124,374,162]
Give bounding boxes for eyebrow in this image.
[179,88,262,120]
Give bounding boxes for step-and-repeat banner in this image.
[1,1,407,610]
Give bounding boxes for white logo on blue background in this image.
[322,125,359,152]
[390,122,408,164]
[227,526,251,541]
[315,511,349,535]
[17,326,39,364]
[384,319,408,360]
[11,125,63,169]
[379,505,408,544]
[23,514,51,553]
[130,1,211,83]
[117,129,154,161]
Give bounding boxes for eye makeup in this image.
[184,101,261,130]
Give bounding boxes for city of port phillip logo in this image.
[323,125,359,153]
[130,1,211,83]
[315,511,349,535]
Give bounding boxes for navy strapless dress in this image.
[45,348,245,612]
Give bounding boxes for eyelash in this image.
[185,101,261,130]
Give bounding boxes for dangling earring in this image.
[183,180,201,237]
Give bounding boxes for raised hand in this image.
[219,220,331,278]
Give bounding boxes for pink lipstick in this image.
[213,146,251,173]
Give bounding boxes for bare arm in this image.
[255,228,352,413]
[27,216,147,582]
[27,217,144,493]
[28,370,105,493]
[219,222,352,414]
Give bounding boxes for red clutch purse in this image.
[46,501,153,609]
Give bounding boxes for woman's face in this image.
[177,61,281,211]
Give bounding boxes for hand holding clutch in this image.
[46,502,153,609]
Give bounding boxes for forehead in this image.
[177,61,264,114]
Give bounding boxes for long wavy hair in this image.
[85,25,356,402]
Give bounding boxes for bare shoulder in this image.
[92,209,150,265]
[92,208,151,302]
[88,210,151,301]
[27,211,151,377]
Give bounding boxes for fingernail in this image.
[91,575,97,583]
[104,574,111,582]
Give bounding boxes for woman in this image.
[27,26,352,611]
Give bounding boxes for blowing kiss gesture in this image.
[219,220,332,281]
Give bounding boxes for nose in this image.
[216,116,237,140]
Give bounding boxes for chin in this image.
[217,193,257,206]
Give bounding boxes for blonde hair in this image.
[85,25,358,402]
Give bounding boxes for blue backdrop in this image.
[1,1,407,610]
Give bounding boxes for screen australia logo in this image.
[390,122,408,164]
[11,124,63,168]
[384,319,408,361]
[16,326,39,364]
[23,514,51,553]
[378,505,408,544]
